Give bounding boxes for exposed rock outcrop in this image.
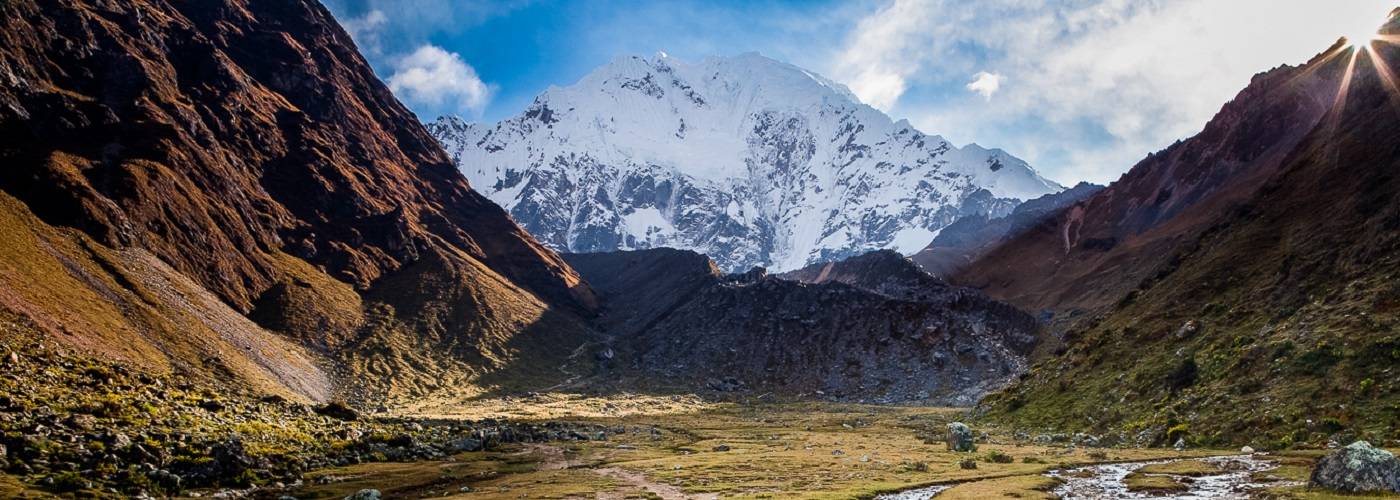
[566,249,1039,405]
[1309,441,1400,493]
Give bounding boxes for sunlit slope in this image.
[980,16,1400,447]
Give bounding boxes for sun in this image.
[1349,31,1379,50]
[1345,22,1381,50]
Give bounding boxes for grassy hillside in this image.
[979,29,1400,448]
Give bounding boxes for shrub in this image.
[900,460,929,472]
[1295,342,1340,375]
[1166,424,1190,444]
[49,472,91,492]
[1165,358,1198,393]
[1287,428,1311,447]
[985,450,1014,463]
[958,458,977,470]
[228,469,260,488]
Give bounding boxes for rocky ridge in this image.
[913,182,1103,279]
[565,249,1039,405]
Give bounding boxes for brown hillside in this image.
[955,43,1344,328]
[0,0,598,404]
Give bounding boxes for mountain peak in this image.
[433,54,1062,271]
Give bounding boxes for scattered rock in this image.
[1309,441,1400,493]
[109,432,132,450]
[1175,320,1201,339]
[344,489,381,500]
[946,422,975,452]
[314,402,360,421]
[959,458,977,469]
[64,414,97,431]
[706,377,745,392]
[712,444,730,452]
[211,439,256,478]
[1174,438,1187,451]
[447,438,483,453]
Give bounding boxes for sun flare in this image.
[1346,24,1381,50]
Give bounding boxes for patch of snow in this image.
[429,53,1063,272]
[891,227,940,255]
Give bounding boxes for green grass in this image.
[1123,472,1188,493]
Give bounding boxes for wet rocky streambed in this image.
[877,454,1301,499]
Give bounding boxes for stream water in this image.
[872,485,949,500]
[1049,454,1299,499]
[875,454,1300,500]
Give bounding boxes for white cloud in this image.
[829,0,1397,184]
[387,45,494,117]
[966,71,1002,100]
[831,0,942,111]
[341,9,388,54]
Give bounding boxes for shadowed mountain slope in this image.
[913,182,1103,280]
[566,249,1039,405]
[0,0,598,404]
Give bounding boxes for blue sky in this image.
[325,0,1394,185]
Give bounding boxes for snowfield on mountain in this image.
[432,52,1062,271]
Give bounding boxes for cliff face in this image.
[0,0,597,403]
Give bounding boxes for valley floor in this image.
[284,400,1322,499]
[0,334,1381,499]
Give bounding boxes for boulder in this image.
[946,422,975,452]
[211,439,256,478]
[344,490,381,500]
[65,414,97,431]
[1241,446,1255,454]
[446,438,483,453]
[1309,441,1400,493]
[1175,320,1201,339]
[313,402,360,421]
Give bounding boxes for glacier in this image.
[431,52,1063,272]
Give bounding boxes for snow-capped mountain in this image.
[430,52,1063,272]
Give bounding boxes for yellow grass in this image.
[287,401,1231,499]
